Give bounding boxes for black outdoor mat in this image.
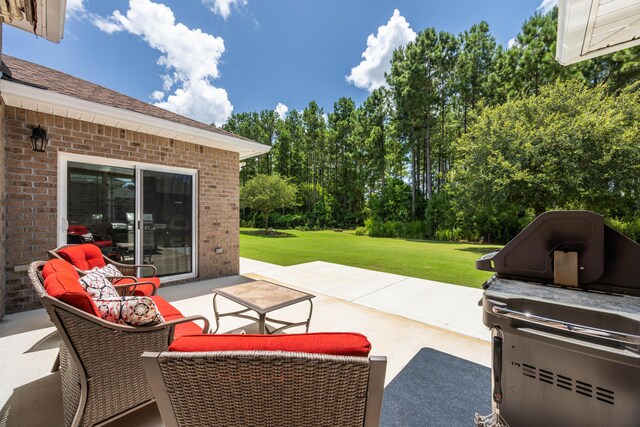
[381,348,491,427]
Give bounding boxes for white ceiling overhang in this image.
[1,79,270,160]
[4,0,65,43]
[557,0,640,65]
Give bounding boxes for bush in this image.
[367,219,429,239]
[354,226,368,236]
[606,217,640,242]
[270,212,308,229]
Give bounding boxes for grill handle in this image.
[492,306,640,345]
[476,251,497,272]
[492,336,503,404]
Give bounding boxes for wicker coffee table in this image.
[212,280,315,334]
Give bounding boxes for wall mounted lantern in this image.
[30,125,48,152]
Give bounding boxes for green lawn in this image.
[240,229,501,288]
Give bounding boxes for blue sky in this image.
[4,0,553,126]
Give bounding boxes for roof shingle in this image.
[1,55,255,143]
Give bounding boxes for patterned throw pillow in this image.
[95,264,123,278]
[93,297,165,326]
[78,272,119,299]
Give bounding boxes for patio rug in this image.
[381,348,491,427]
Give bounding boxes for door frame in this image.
[57,152,199,282]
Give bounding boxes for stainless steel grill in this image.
[477,211,640,427]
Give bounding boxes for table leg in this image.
[211,294,221,334]
[259,313,266,334]
[305,299,314,333]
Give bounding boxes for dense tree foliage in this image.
[226,7,640,242]
[240,174,297,230]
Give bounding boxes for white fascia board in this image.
[47,0,66,43]
[4,0,65,43]
[556,0,594,65]
[557,0,640,65]
[0,79,270,160]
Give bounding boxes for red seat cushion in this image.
[169,333,372,357]
[150,296,183,318]
[150,296,204,339]
[173,322,206,339]
[42,259,79,280]
[44,273,99,316]
[115,277,161,297]
[58,244,106,271]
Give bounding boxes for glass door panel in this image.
[141,170,194,277]
[66,162,136,263]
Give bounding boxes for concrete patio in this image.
[0,258,491,426]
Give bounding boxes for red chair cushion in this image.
[67,225,90,235]
[58,244,106,271]
[115,277,161,297]
[44,273,99,316]
[169,333,372,357]
[42,259,79,280]
[150,296,183,318]
[150,296,204,339]
[173,322,206,339]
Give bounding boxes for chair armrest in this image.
[106,257,158,277]
[113,280,158,296]
[162,315,210,334]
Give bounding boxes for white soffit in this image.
[557,0,640,65]
[0,79,270,160]
[5,0,65,43]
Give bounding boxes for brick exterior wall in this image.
[0,22,6,319]
[4,106,240,313]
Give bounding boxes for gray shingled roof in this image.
[1,55,257,144]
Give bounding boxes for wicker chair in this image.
[49,244,159,296]
[142,349,386,427]
[28,261,210,427]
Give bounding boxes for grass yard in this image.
[240,229,502,288]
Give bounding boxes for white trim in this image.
[139,167,199,280]
[557,0,640,65]
[58,152,199,281]
[4,0,65,43]
[1,79,270,160]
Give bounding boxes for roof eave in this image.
[0,79,270,160]
[556,0,640,65]
[4,0,66,43]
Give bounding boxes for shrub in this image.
[606,217,640,242]
[354,226,368,236]
[367,219,429,239]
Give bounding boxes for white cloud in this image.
[202,0,247,19]
[538,0,558,13]
[275,103,288,120]
[92,15,123,33]
[346,9,416,92]
[150,90,165,101]
[66,0,85,16]
[93,0,233,126]
[507,37,518,49]
[155,80,232,125]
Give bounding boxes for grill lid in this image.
[477,211,640,295]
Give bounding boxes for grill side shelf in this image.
[491,306,640,346]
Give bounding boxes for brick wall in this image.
[4,106,240,313]
[0,22,6,319]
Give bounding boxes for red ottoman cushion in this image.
[169,333,372,357]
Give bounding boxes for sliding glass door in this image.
[60,154,197,280]
[141,170,194,277]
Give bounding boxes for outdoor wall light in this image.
[30,125,48,152]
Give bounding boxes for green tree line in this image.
[223,8,640,243]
